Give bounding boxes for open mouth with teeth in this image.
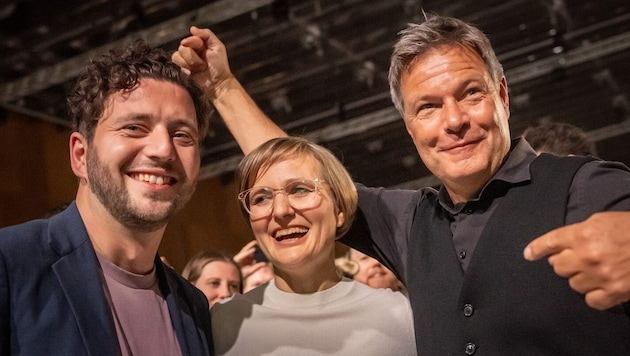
[130,173,175,186]
[274,227,308,241]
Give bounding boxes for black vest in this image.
[408,154,630,355]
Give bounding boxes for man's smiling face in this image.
[86,78,200,231]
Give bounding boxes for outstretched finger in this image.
[524,225,574,261]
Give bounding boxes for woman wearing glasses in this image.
[211,136,416,355]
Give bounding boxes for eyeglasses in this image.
[238,178,326,218]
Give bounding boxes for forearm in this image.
[212,76,287,154]
[172,26,285,153]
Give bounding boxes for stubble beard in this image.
[86,147,196,233]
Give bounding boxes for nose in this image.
[145,128,176,161]
[271,191,295,218]
[442,99,468,132]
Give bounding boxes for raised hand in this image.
[172,26,233,98]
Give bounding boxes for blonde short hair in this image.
[236,136,357,238]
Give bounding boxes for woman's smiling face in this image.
[247,155,344,274]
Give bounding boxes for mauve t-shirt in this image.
[97,252,183,356]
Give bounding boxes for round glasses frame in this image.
[238,178,326,218]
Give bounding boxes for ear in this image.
[336,210,345,229]
[499,76,510,118]
[69,132,88,180]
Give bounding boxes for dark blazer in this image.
[0,202,213,356]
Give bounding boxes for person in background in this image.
[211,136,417,355]
[172,14,630,355]
[0,40,214,355]
[522,119,598,156]
[233,239,275,293]
[349,248,406,294]
[182,250,242,306]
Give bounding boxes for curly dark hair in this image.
[67,39,212,143]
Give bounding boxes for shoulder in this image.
[532,153,594,170]
[569,157,630,216]
[575,157,630,175]
[356,183,422,203]
[342,282,415,332]
[0,220,50,288]
[354,183,422,226]
[528,154,599,186]
[346,280,410,306]
[0,217,48,235]
[536,154,630,192]
[0,202,86,254]
[0,218,49,252]
[569,157,630,189]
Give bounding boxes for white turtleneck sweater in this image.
[211,277,417,356]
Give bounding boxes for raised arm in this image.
[172,26,286,154]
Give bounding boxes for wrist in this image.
[210,74,237,103]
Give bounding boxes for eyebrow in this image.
[168,117,199,133]
[113,114,198,131]
[111,112,151,123]
[412,78,485,101]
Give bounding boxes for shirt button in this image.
[458,250,467,259]
[463,304,474,317]
[465,342,477,355]
[465,208,473,215]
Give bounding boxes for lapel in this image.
[49,202,118,356]
[159,260,193,356]
[157,260,212,356]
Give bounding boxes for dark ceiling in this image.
[1,0,629,189]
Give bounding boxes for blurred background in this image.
[1,0,629,270]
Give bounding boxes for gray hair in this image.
[389,14,504,117]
